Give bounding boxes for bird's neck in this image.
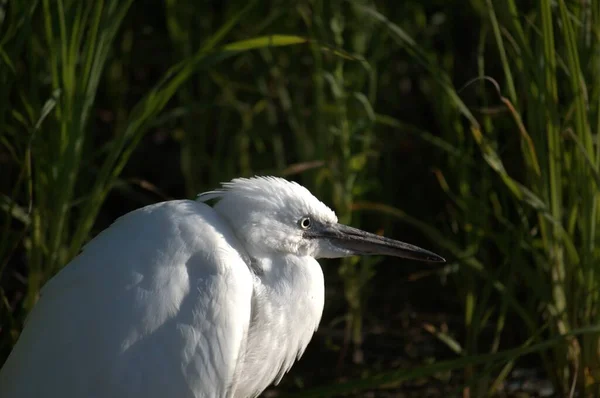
[253,254,325,325]
[234,254,325,397]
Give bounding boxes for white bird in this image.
[0,176,444,398]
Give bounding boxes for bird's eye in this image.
[299,217,312,229]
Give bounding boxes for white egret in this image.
[0,176,444,398]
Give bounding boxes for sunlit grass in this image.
[1,0,599,396]
[335,0,600,396]
[0,0,323,360]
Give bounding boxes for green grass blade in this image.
[291,325,600,397]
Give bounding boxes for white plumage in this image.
[0,176,444,398]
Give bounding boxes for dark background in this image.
[1,1,598,396]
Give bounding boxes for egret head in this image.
[198,176,444,263]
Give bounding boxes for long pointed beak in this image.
[306,223,445,262]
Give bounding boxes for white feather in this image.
[0,201,253,398]
[0,176,336,398]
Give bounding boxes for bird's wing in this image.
[0,200,253,398]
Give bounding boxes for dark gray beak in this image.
[305,223,445,262]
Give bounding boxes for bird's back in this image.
[0,200,254,398]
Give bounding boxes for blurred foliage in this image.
[1,0,599,396]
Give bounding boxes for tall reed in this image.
[0,0,313,362]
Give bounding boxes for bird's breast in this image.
[233,255,325,397]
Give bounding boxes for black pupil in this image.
[302,218,310,228]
